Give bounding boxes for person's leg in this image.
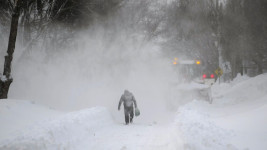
[125,115,129,124]
[129,107,134,123]
[124,108,130,124]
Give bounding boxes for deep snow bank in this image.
[212,73,267,106]
[0,99,62,140]
[175,101,237,150]
[0,106,113,150]
[176,73,267,150]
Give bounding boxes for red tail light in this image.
[202,74,207,79]
[210,74,215,78]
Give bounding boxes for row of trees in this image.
[222,0,267,76]
[160,0,267,80]
[0,0,123,57]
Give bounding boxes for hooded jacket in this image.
[118,90,137,109]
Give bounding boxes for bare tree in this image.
[0,0,22,99]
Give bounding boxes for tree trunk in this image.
[0,0,22,99]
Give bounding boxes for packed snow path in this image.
[76,123,181,150]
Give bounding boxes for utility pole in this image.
[214,0,224,82]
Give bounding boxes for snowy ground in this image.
[1,73,267,150]
[0,101,183,150]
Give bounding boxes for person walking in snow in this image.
[118,90,138,125]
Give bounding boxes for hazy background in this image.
[7,27,178,124]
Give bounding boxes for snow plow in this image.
[171,58,215,105]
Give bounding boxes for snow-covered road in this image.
[76,123,182,150]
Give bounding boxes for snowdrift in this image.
[176,73,267,150]
[175,101,237,150]
[212,73,267,106]
[0,104,113,150]
[0,100,62,141]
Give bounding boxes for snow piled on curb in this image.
[0,107,113,150]
[175,101,237,150]
[212,73,267,106]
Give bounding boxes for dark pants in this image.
[124,106,134,124]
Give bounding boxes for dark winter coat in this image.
[118,91,137,110]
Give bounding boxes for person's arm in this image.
[132,96,137,108]
[118,95,123,110]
